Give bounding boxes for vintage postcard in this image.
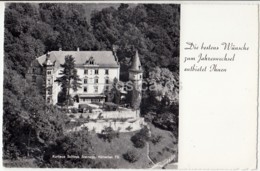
[2,2,179,169]
[0,1,258,170]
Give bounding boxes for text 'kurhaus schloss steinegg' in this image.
[183,42,249,72]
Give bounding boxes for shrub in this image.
[123,150,139,163]
[139,126,151,141]
[69,114,75,118]
[131,136,146,148]
[126,126,133,131]
[98,127,117,143]
[97,113,103,119]
[79,114,84,119]
[119,118,127,122]
[84,115,90,122]
[131,126,150,148]
[71,108,78,113]
[151,135,163,145]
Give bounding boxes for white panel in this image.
[179,4,258,169]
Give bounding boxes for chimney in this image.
[112,45,118,53]
[77,47,80,51]
[59,47,62,51]
[46,51,50,58]
[112,45,119,62]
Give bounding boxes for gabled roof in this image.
[37,51,119,68]
[129,50,142,72]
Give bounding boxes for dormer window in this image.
[85,56,95,65]
[89,56,94,65]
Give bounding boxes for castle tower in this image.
[43,52,54,104]
[129,50,143,109]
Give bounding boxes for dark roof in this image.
[37,51,119,68]
[129,50,142,72]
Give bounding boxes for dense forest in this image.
[3,3,180,167]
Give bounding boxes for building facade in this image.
[27,49,143,107]
[27,49,120,105]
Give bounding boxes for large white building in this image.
[27,49,120,105]
[27,49,143,107]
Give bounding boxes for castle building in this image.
[27,49,143,107]
[27,49,120,105]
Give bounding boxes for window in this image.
[140,75,142,79]
[47,79,51,85]
[94,86,98,93]
[47,97,51,103]
[47,71,52,75]
[84,69,88,75]
[32,76,36,83]
[92,99,100,102]
[83,87,88,92]
[47,88,52,95]
[84,79,88,84]
[105,78,109,84]
[105,85,109,91]
[95,69,99,75]
[105,69,109,75]
[32,68,36,74]
[94,78,99,84]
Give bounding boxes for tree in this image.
[40,130,93,168]
[111,78,123,104]
[130,126,150,148]
[55,55,81,107]
[152,110,178,137]
[147,67,178,103]
[39,3,100,51]
[99,126,117,143]
[123,149,139,163]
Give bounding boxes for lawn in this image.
[87,131,153,168]
[85,122,178,168]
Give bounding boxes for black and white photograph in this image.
[3,2,180,169]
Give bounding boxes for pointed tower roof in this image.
[129,50,142,73]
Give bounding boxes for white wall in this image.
[68,117,146,133]
[51,67,120,104]
[74,68,119,94]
